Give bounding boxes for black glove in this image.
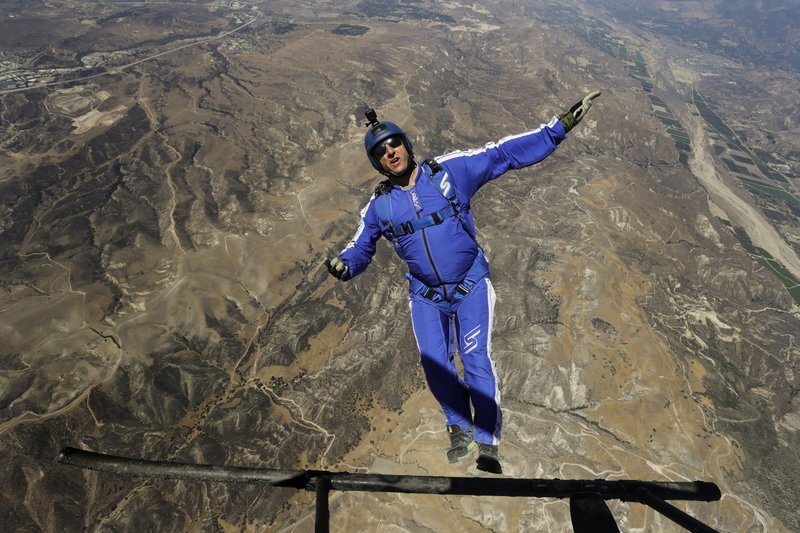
[558,90,601,132]
[325,257,349,280]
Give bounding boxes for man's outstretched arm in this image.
[437,90,602,198]
[325,198,382,281]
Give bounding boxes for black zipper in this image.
[408,177,447,299]
[421,224,447,299]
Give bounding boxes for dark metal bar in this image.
[634,487,721,533]
[570,493,620,533]
[57,447,721,504]
[320,472,721,502]
[314,476,331,533]
[58,447,310,487]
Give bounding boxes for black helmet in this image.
[363,109,414,172]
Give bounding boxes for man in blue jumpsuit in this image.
[326,92,600,473]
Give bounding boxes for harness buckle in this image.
[401,221,415,235]
[453,279,475,301]
[421,287,442,302]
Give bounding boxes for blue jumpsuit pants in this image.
[409,276,501,445]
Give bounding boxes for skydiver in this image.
[326,91,601,474]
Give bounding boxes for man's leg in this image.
[409,295,473,432]
[454,277,502,446]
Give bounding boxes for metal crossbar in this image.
[57,447,721,532]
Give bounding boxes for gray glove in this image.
[325,257,349,280]
[558,90,601,132]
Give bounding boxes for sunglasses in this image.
[372,135,404,159]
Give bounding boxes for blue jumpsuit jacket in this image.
[339,116,566,289]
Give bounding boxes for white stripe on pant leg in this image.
[408,297,423,354]
[485,278,502,445]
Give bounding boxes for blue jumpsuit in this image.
[338,117,567,445]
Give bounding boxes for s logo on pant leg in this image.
[463,325,481,354]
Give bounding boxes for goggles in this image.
[371,135,404,160]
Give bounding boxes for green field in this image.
[740,178,800,207]
[733,226,800,304]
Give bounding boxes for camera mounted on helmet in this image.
[364,108,379,128]
[363,107,414,173]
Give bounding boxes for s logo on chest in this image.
[439,172,451,197]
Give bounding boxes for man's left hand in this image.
[559,90,601,132]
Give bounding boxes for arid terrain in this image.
[1,0,799,531]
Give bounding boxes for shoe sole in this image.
[476,455,503,474]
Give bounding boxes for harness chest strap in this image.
[389,203,458,237]
[375,159,466,241]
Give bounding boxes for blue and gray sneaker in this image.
[476,443,502,474]
[446,425,475,463]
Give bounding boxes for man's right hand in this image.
[325,257,349,280]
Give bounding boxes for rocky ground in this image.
[1,0,798,531]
